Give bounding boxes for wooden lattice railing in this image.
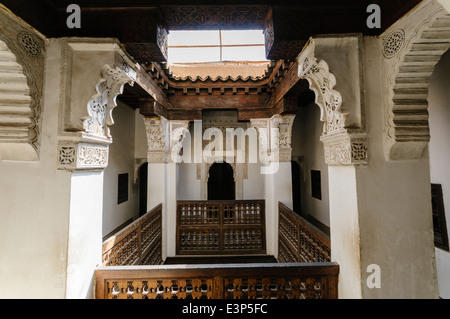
[102,204,163,266]
[176,200,265,255]
[278,202,331,263]
[95,262,339,299]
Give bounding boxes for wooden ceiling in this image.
[1,0,423,120]
[4,0,423,62]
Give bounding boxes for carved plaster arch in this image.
[83,64,135,142]
[297,38,346,138]
[58,63,135,171]
[296,38,367,166]
[384,1,450,160]
[0,36,40,161]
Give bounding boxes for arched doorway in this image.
[208,162,235,200]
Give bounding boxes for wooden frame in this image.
[117,173,129,204]
[95,262,339,299]
[168,30,266,63]
[311,170,322,200]
[176,200,266,255]
[432,184,449,251]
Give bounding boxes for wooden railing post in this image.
[212,276,224,299]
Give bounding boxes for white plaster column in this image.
[66,171,104,298]
[327,165,362,298]
[144,116,189,259]
[251,114,295,257]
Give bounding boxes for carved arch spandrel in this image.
[296,38,367,166]
[83,64,135,143]
[297,38,347,138]
[0,8,45,161]
[384,1,450,161]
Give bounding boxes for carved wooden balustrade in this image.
[176,200,266,255]
[95,262,339,299]
[102,204,163,266]
[278,202,331,263]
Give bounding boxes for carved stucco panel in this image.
[57,141,109,171]
[0,7,45,161]
[323,134,368,166]
[383,0,450,160]
[144,117,190,164]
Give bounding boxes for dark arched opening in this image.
[208,162,235,200]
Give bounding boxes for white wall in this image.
[0,39,71,298]
[291,102,330,227]
[176,120,265,201]
[102,101,140,237]
[135,109,148,160]
[243,163,264,199]
[358,36,438,299]
[428,48,450,299]
[178,163,202,200]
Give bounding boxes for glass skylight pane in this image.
[221,30,265,45]
[168,30,220,46]
[168,47,221,63]
[222,46,267,62]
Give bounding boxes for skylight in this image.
[167,30,268,64]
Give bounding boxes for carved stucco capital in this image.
[169,120,190,164]
[57,141,109,171]
[250,114,295,163]
[321,133,368,166]
[144,116,190,163]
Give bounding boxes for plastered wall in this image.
[428,48,450,299]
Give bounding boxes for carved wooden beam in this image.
[51,6,168,63]
[139,99,168,119]
[269,60,310,111]
[168,94,271,110]
[132,65,172,109]
[272,96,298,115]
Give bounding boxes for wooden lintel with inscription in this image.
[168,94,271,110]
